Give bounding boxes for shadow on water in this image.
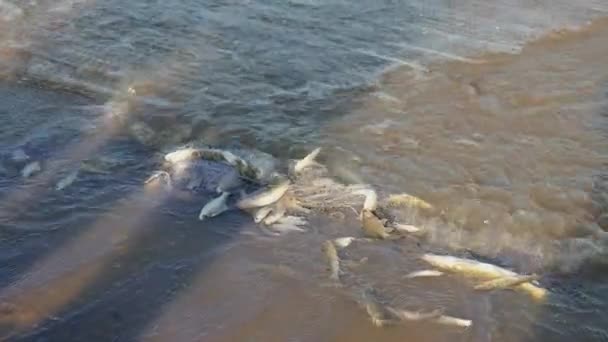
[0,84,102,286]
[9,206,252,342]
[0,84,251,341]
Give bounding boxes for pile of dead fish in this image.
[319,201,547,329]
[154,145,549,330]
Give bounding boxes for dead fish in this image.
[403,270,444,279]
[270,216,307,233]
[253,206,273,223]
[292,147,322,174]
[55,169,79,190]
[361,209,400,240]
[421,254,548,301]
[236,180,290,209]
[359,288,398,327]
[164,147,199,164]
[385,306,444,322]
[21,161,41,178]
[333,237,356,249]
[198,192,230,220]
[263,206,286,225]
[392,223,422,234]
[421,254,515,278]
[354,188,378,212]
[474,274,541,291]
[387,193,433,210]
[433,315,473,328]
[322,240,340,281]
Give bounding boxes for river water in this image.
[2,0,608,341]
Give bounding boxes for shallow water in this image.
[2,0,608,341]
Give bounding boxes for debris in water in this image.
[392,223,422,234]
[21,161,41,178]
[361,209,399,240]
[385,306,444,322]
[55,169,79,190]
[433,314,473,328]
[387,193,433,210]
[403,270,445,279]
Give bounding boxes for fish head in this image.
[253,206,272,223]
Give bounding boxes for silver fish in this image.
[253,206,273,223]
[392,223,422,234]
[421,254,548,301]
[21,161,41,178]
[403,270,444,279]
[385,306,444,322]
[198,192,230,220]
[473,274,541,291]
[55,169,79,190]
[236,180,290,209]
